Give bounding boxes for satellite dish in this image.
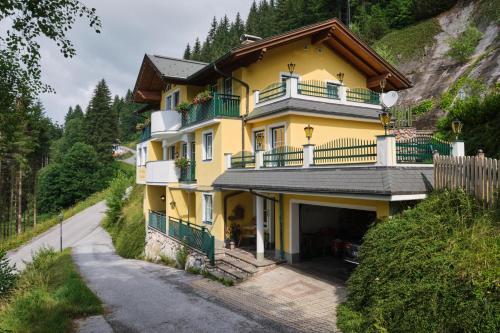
[381,91,399,108]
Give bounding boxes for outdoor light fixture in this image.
[379,111,391,136]
[255,133,264,150]
[287,62,296,75]
[304,124,314,144]
[336,72,345,84]
[170,201,176,209]
[160,194,166,202]
[379,78,387,93]
[451,119,463,140]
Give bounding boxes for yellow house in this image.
[132,19,438,273]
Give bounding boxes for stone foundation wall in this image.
[392,127,417,140]
[145,227,209,271]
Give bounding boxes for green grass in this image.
[373,18,442,65]
[117,151,133,161]
[103,184,145,259]
[0,248,102,333]
[0,189,109,253]
[115,160,135,177]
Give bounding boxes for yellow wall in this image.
[144,185,167,219]
[137,166,146,183]
[148,140,163,161]
[166,188,196,222]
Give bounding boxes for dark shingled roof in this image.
[147,54,207,80]
[247,98,381,121]
[213,167,434,197]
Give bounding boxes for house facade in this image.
[133,19,450,268]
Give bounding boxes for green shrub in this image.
[159,255,176,268]
[338,190,499,333]
[447,26,483,63]
[0,250,16,298]
[176,246,188,269]
[411,99,434,116]
[105,172,131,226]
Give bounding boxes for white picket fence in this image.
[434,154,500,207]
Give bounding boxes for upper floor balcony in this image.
[151,110,182,137]
[254,77,382,110]
[145,160,180,184]
[181,92,240,129]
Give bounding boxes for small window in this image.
[173,91,180,107]
[203,194,213,224]
[168,146,176,160]
[223,77,232,95]
[182,143,187,158]
[271,126,285,149]
[254,130,265,152]
[203,132,213,161]
[166,96,172,110]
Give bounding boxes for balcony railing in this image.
[168,217,215,265]
[313,138,377,165]
[181,92,240,128]
[396,136,452,164]
[140,125,151,142]
[230,151,255,169]
[149,210,166,234]
[179,162,196,182]
[255,77,381,109]
[263,146,304,168]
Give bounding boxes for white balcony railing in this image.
[254,77,383,110]
[146,160,180,184]
[151,110,182,137]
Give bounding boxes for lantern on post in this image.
[304,124,314,144]
[451,119,463,140]
[287,62,296,76]
[379,112,391,136]
[336,72,345,85]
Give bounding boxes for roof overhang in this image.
[132,55,165,106]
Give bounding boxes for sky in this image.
[39,0,252,124]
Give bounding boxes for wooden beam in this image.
[258,48,267,61]
[136,90,161,103]
[311,27,335,45]
[367,73,392,89]
[325,38,378,78]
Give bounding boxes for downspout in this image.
[213,64,250,155]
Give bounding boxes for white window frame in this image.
[252,127,266,153]
[202,130,213,161]
[202,193,214,224]
[164,88,180,110]
[266,121,287,151]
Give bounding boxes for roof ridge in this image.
[149,54,208,65]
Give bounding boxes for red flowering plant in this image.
[192,90,213,105]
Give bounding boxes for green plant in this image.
[105,172,132,226]
[174,157,190,169]
[0,250,16,298]
[337,190,499,332]
[411,99,434,116]
[159,254,176,268]
[0,248,103,332]
[202,270,234,287]
[193,91,212,105]
[176,102,191,113]
[447,26,483,63]
[176,246,188,269]
[187,267,201,275]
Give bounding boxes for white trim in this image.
[246,110,380,124]
[202,129,214,162]
[395,163,434,168]
[279,72,300,81]
[164,88,181,111]
[177,119,221,134]
[202,192,214,224]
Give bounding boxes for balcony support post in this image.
[255,151,264,170]
[224,153,232,170]
[451,140,465,157]
[162,140,168,160]
[339,85,347,104]
[256,195,265,261]
[254,90,260,105]
[376,135,396,166]
[289,77,299,99]
[302,144,315,168]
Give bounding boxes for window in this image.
[182,143,187,158]
[190,142,196,161]
[166,95,172,110]
[203,132,213,161]
[168,146,176,160]
[223,77,232,95]
[271,126,285,149]
[254,130,265,152]
[173,91,180,107]
[203,194,213,224]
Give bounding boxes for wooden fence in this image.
[434,154,500,207]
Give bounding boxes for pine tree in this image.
[84,79,117,163]
[191,38,202,61]
[183,44,191,59]
[229,12,246,48]
[245,1,260,36]
[64,106,74,125]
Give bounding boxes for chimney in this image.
[240,34,262,45]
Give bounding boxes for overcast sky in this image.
[39,0,252,124]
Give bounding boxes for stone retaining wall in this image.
[145,227,209,271]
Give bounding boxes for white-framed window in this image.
[173,91,180,107]
[271,126,285,149]
[203,193,214,224]
[166,95,172,110]
[223,77,232,95]
[253,130,265,152]
[168,146,176,160]
[202,131,213,161]
[182,143,187,158]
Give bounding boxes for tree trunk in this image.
[16,168,22,234]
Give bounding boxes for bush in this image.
[105,172,131,226]
[338,190,499,333]
[0,250,16,298]
[411,99,434,116]
[176,246,188,269]
[447,26,483,63]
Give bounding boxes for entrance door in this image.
[263,199,274,249]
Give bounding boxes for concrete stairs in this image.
[208,248,283,283]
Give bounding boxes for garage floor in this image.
[190,261,348,333]
[291,256,357,283]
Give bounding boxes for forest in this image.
[183,0,458,62]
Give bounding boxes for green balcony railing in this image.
[346,88,380,105]
[168,217,215,265]
[314,138,377,165]
[148,210,166,234]
[263,146,303,168]
[140,125,151,142]
[179,162,196,182]
[297,80,340,100]
[396,136,452,164]
[259,82,286,103]
[181,92,240,128]
[231,151,255,169]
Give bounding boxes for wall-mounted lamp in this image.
[451,119,463,140]
[304,124,314,144]
[255,132,264,150]
[160,194,166,202]
[287,62,296,76]
[379,78,387,93]
[169,201,176,209]
[336,72,345,85]
[379,112,391,136]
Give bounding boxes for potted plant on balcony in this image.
[175,102,191,115]
[174,157,190,169]
[192,90,213,105]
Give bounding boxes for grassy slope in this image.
[373,18,442,66]
[104,184,145,259]
[0,248,102,332]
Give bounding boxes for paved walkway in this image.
[190,265,347,333]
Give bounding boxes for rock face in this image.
[398,1,499,105]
